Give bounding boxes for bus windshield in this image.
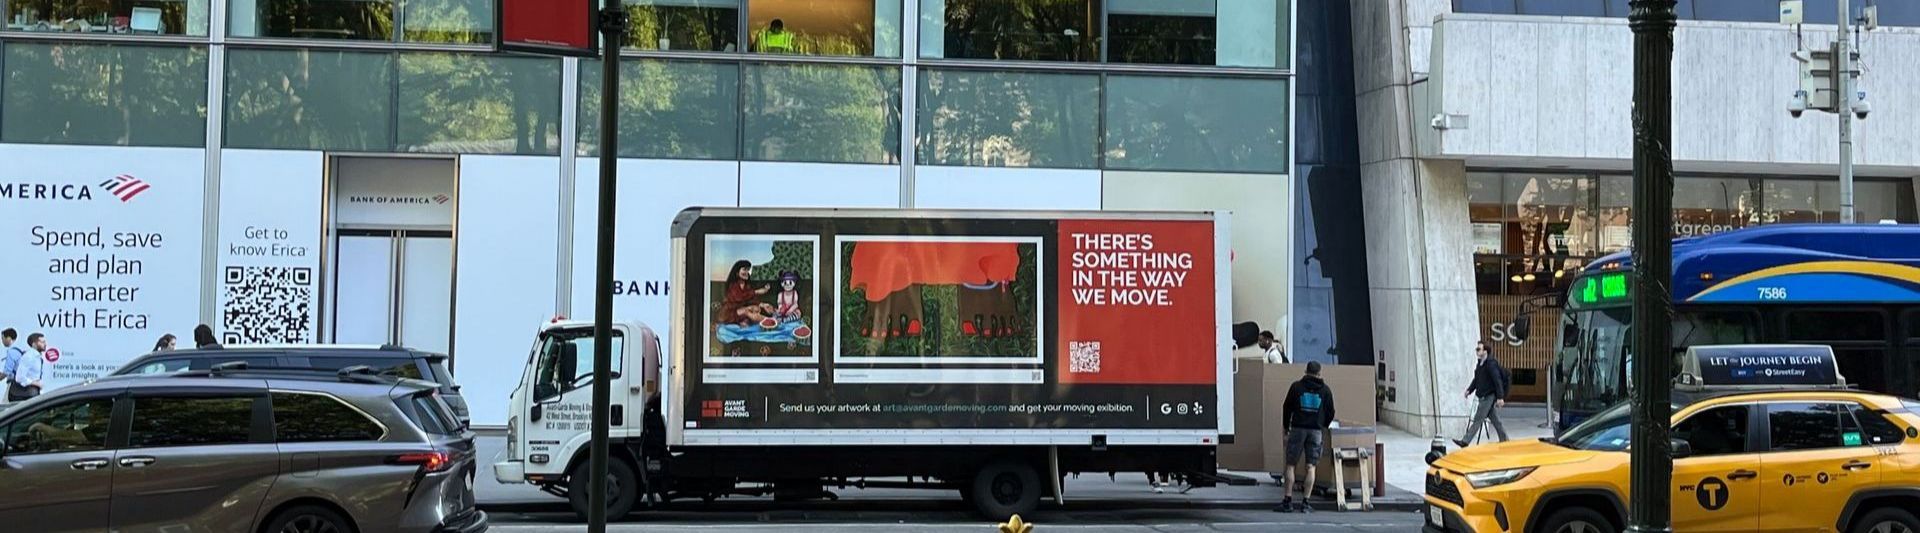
[1556,306,1633,416]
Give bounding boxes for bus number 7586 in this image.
[1757,287,1788,300]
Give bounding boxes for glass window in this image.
[532,329,624,403]
[747,0,898,57]
[3,0,208,35]
[1673,176,1755,238]
[1104,75,1287,173]
[579,59,740,160]
[1,398,113,455]
[1218,0,1285,68]
[743,63,900,163]
[1503,173,1596,257]
[401,0,490,43]
[230,0,394,40]
[1763,179,1824,224]
[1452,0,1518,14]
[224,48,393,151]
[1849,404,1906,445]
[1108,0,1216,65]
[2,43,207,147]
[397,53,560,155]
[625,0,741,52]
[396,393,460,434]
[1674,404,1750,456]
[916,69,1098,169]
[1768,402,1849,451]
[1785,310,1886,342]
[1517,0,1604,16]
[1597,175,1632,252]
[273,393,383,442]
[1672,311,1756,348]
[129,396,255,448]
[921,0,1098,62]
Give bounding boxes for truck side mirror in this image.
[1511,315,1531,342]
[558,343,579,384]
[1562,324,1579,348]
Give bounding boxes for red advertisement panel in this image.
[498,0,596,56]
[1056,220,1216,385]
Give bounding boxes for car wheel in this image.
[568,457,639,521]
[1853,508,1920,533]
[266,505,356,533]
[1538,507,1616,533]
[969,460,1041,521]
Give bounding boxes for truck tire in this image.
[568,457,639,521]
[970,460,1041,520]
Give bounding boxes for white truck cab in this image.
[493,320,661,494]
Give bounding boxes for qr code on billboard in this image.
[1069,341,1101,374]
[222,266,315,344]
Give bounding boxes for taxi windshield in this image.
[1555,401,1679,451]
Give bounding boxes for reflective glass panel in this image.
[225,48,394,151]
[916,68,1098,168]
[2,42,207,147]
[579,59,740,160]
[921,0,1098,62]
[230,0,394,40]
[743,63,900,163]
[1104,75,1286,172]
[747,0,899,57]
[625,0,741,52]
[3,0,209,35]
[397,53,560,155]
[401,0,492,43]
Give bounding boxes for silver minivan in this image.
[0,368,486,533]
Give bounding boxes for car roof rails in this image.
[336,365,393,385]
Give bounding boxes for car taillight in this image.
[391,452,452,473]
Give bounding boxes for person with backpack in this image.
[1455,340,1511,448]
[1276,361,1336,513]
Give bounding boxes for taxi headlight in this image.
[1465,467,1537,489]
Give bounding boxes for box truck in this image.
[493,208,1236,520]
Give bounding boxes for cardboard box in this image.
[1220,361,1378,475]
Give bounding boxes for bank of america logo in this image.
[99,175,151,202]
[433,194,451,204]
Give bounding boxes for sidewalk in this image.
[474,405,1550,513]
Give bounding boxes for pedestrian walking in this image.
[1259,330,1287,364]
[153,333,177,352]
[193,324,223,350]
[9,333,49,402]
[1276,361,1335,513]
[1455,341,1511,448]
[0,328,20,385]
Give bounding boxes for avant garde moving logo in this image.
[1,174,152,202]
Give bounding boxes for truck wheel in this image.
[1851,508,1920,533]
[568,458,639,521]
[1538,507,1616,533]
[970,460,1040,520]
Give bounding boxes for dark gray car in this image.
[0,368,486,533]
[111,344,472,423]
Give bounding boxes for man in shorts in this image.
[1277,361,1335,513]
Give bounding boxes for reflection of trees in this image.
[225,49,392,150]
[917,70,1096,168]
[5,0,199,34]
[628,4,738,51]
[744,63,899,163]
[1107,14,1215,65]
[402,0,493,43]
[940,0,1096,61]
[579,59,740,159]
[1104,76,1285,172]
[1,43,206,146]
[398,53,559,155]
[256,0,394,40]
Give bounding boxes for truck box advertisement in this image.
[675,210,1228,432]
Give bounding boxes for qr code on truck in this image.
[1069,341,1101,374]
[221,266,315,344]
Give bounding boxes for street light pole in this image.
[1626,1,1677,533]
[587,1,627,532]
[1836,0,1855,223]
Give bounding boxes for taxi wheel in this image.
[1538,507,1617,533]
[1853,508,1920,533]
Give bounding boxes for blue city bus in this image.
[1544,224,1920,432]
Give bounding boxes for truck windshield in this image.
[532,328,625,403]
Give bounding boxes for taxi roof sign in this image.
[1677,344,1845,390]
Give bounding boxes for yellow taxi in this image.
[1424,345,1920,533]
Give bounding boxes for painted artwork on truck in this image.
[835,236,1044,364]
[704,235,819,362]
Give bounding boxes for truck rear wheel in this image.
[970,460,1041,520]
[568,457,639,521]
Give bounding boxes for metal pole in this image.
[1626,2,1676,533]
[1837,0,1855,223]
[588,1,626,532]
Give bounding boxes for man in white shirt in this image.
[8,333,48,402]
[1259,330,1288,364]
[0,328,19,385]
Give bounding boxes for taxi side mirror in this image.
[1669,438,1693,459]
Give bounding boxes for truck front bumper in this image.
[492,460,526,484]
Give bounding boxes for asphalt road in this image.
[481,505,1425,532]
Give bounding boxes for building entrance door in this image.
[332,229,452,353]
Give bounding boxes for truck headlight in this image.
[507,416,519,459]
[1465,467,1536,489]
